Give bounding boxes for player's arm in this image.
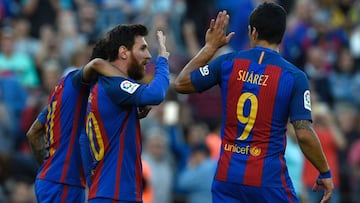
[107,31,170,106]
[292,120,334,203]
[138,31,170,105]
[26,118,46,166]
[82,58,121,83]
[174,10,234,94]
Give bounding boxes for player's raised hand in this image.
[157,30,170,60]
[205,10,235,50]
[312,177,334,203]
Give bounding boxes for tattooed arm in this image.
[292,120,329,172]
[26,119,46,166]
[292,120,334,203]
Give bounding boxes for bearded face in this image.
[127,52,146,81]
[124,36,151,80]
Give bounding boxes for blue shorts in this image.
[89,197,140,203]
[211,180,299,203]
[34,179,85,203]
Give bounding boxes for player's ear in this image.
[118,45,128,59]
[250,27,258,41]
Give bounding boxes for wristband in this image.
[318,170,331,179]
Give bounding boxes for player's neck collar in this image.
[254,46,279,54]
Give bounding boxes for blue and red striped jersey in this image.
[86,57,169,202]
[190,46,312,188]
[36,69,88,187]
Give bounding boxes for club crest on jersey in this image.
[120,80,140,94]
[304,90,311,111]
[199,65,209,76]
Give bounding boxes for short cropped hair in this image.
[249,2,287,44]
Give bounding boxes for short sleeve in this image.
[190,54,228,92]
[70,68,89,90]
[289,71,312,122]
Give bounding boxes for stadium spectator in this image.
[328,46,360,106]
[21,0,60,38]
[177,143,217,203]
[142,127,175,203]
[347,138,360,203]
[0,26,39,88]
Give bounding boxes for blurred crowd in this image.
[0,0,359,203]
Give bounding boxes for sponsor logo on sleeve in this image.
[199,65,209,76]
[120,80,140,94]
[304,90,311,111]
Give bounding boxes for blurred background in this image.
[0,0,359,202]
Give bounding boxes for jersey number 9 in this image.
[236,92,258,140]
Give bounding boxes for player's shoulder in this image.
[210,50,250,67]
[65,68,81,77]
[99,75,133,85]
[276,56,306,77]
[64,68,82,83]
[281,58,300,70]
[99,76,142,95]
[65,68,89,88]
[229,49,250,59]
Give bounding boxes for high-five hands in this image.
[205,10,235,50]
[157,30,170,60]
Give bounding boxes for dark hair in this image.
[249,2,286,44]
[89,37,109,60]
[106,24,148,62]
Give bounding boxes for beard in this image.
[128,53,146,81]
